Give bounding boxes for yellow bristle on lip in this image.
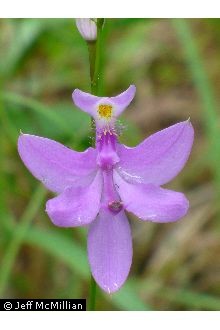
[98,104,112,119]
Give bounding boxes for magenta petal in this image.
[88,208,132,293]
[18,134,97,193]
[117,120,194,185]
[72,89,99,117]
[46,171,102,227]
[114,172,189,223]
[111,85,136,116]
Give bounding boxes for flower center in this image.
[98,104,112,119]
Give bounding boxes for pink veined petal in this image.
[18,134,97,194]
[114,171,189,223]
[116,120,194,186]
[88,208,132,294]
[46,171,102,227]
[72,85,136,118]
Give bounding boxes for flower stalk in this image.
[88,18,104,96]
[87,18,105,311]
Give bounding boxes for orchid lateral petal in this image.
[110,85,136,116]
[88,208,132,294]
[116,120,194,186]
[114,171,189,223]
[18,134,97,194]
[46,171,102,227]
[72,89,99,117]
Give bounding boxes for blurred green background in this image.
[0,18,220,311]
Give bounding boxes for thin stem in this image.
[87,41,96,83]
[89,275,97,311]
[87,18,105,311]
[88,18,104,96]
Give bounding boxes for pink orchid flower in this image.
[18,85,194,293]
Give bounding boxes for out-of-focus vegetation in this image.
[0,18,220,311]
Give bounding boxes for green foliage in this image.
[173,19,220,192]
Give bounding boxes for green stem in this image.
[87,18,104,311]
[89,275,97,311]
[0,185,46,296]
[87,41,96,84]
[88,18,104,96]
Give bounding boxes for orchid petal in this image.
[46,171,102,227]
[18,134,97,194]
[72,85,136,119]
[72,89,99,117]
[116,120,194,186]
[88,208,132,293]
[111,85,136,116]
[114,171,189,223]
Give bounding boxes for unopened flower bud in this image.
[75,18,97,42]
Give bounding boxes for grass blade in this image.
[0,185,46,296]
[172,19,220,190]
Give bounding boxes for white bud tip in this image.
[75,18,97,41]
